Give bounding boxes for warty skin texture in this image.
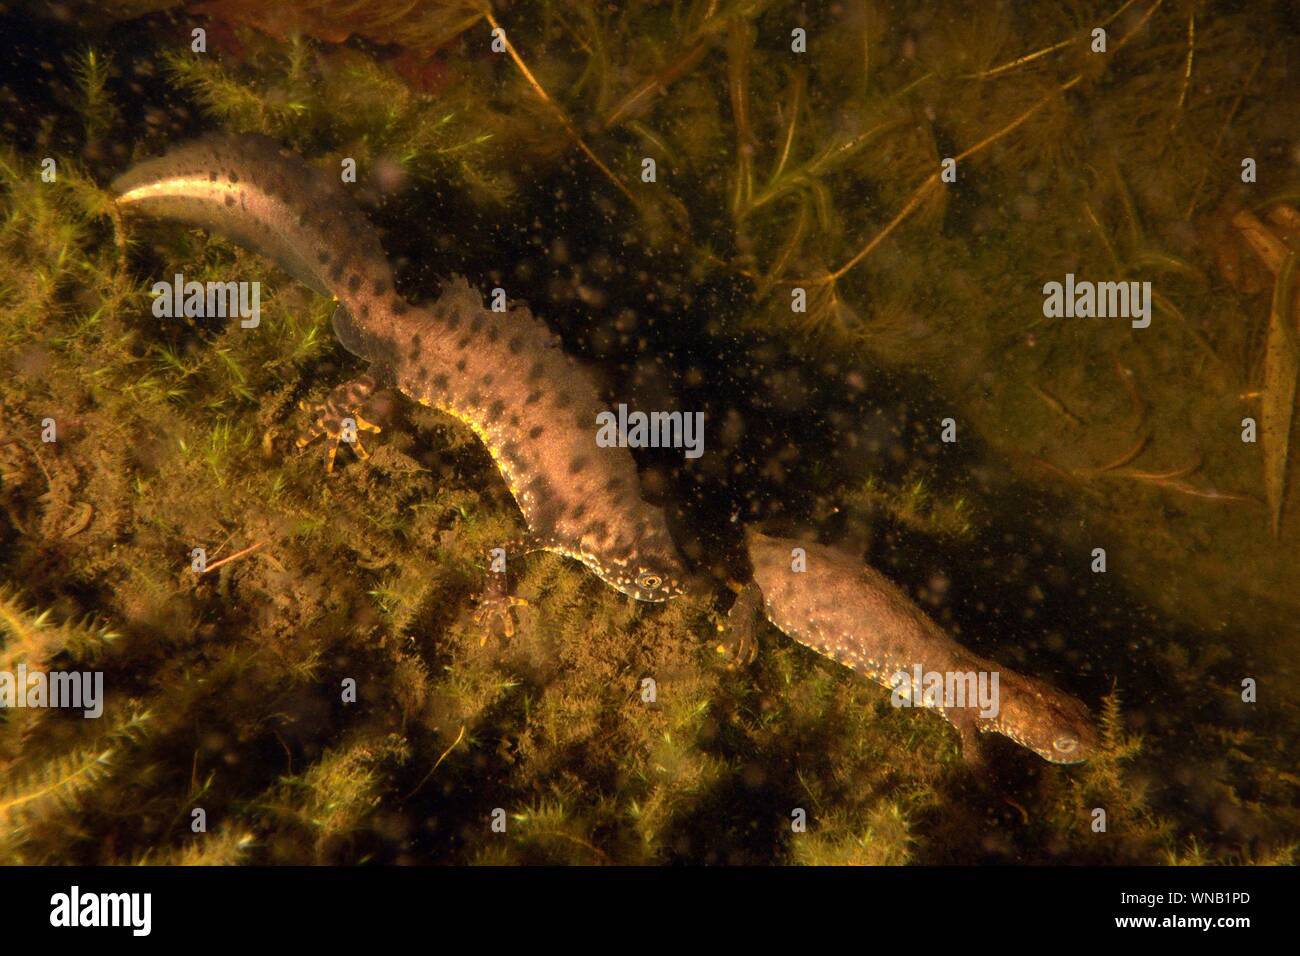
[113,134,689,602]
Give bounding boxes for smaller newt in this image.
[732,530,1098,764]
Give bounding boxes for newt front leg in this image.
[295,374,383,473]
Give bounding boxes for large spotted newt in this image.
[111,133,690,612]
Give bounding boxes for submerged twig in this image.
[1038,438,1252,504]
[483,11,639,211]
[603,40,711,130]
[199,539,267,575]
[1170,10,1195,129]
[728,21,756,217]
[769,69,804,187]
[754,197,809,299]
[961,0,1144,81]
[1029,383,1086,426]
[1093,433,1150,474]
[401,724,466,801]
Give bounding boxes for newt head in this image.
[592,563,687,602]
[604,551,691,603]
[583,519,691,603]
[986,671,1099,764]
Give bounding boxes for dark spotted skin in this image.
[112,134,688,602]
[742,531,1098,764]
[390,277,687,600]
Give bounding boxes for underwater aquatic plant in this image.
[162,34,514,203]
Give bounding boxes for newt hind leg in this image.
[472,539,537,642]
[295,374,382,473]
[716,582,763,669]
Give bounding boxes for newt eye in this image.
[1053,735,1078,754]
[636,573,662,590]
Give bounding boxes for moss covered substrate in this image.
[0,1,1297,863]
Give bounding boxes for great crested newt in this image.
[111,133,690,616]
[732,530,1098,764]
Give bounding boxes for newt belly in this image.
[742,530,1097,763]
[112,133,688,601]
